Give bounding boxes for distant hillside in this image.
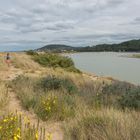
[37,39,140,52]
[37,44,75,52]
[80,39,140,52]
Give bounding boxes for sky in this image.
[0,0,140,51]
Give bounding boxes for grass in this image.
[0,52,140,140]
[0,81,9,110]
[0,74,51,140]
[0,112,51,140]
[64,108,140,140]
[10,75,77,121]
[26,52,81,73]
[12,53,41,71]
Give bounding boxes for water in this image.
[67,52,140,85]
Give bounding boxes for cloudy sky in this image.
[0,0,140,51]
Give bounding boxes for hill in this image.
[37,44,75,52]
[80,39,140,52]
[37,39,140,52]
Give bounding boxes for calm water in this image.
[68,52,140,85]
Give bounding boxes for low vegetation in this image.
[0,81,50,140]
[0,81,9,110]
[0,112,51,140]
[12,53,40,71]
[64,108,140,140]
[26,51,80,73]
[119,87,140,110]
[9,73,140,140]
[0,52,140,140]
[10,75,77,121]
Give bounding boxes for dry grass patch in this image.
[0,81,9,110]
[64,107,140,140]
[12,53,41,71]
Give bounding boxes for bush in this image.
[102,81,133,95]
[119,87,140,110]
[39,76,62,90]
[26,50,38,56]
[38,76,78,94]
[33,53,80,73]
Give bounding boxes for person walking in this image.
[5,53,11,67]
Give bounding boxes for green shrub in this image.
[26,50,38,56]
[119,87,140,110]
[102,81,133,95]
[38,76,78,94]
[33,53,80,73]
[39,76,62,90]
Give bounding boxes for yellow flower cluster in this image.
[46,132,52,140]
[0,112,52,140]
[14,128,21,140]
[35,131,39,140]
[42,96,57,115]
[24,116,30,125]
[0,113,20,140]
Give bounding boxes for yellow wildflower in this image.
[24,116,30,124]
[11,117,14,120]
[53,100,56,104]
[14,136,18,140]
[35,131,39,140]
[3,119,8,122]
[46,133,52,140]
[18,111,23,116]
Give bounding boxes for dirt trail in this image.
[2,66,64,140]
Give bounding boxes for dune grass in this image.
[10,75,77,121]
[0,81,9,110]
[1,52,139,140]
[12,53,41,71]
[64,107,140,140]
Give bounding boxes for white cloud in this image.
[0,0,140,51]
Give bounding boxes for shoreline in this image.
[82,71,136,87]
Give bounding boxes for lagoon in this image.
[68,52,140,85]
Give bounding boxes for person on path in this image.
[5,53,11,67]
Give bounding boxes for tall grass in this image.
[12,53,41,71]
[10,75,77,121]
[64,108,140,140]
[6,52,140,140]
[0,112,50,140]
[0,81,9,109]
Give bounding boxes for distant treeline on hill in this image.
[37,39,140,52]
